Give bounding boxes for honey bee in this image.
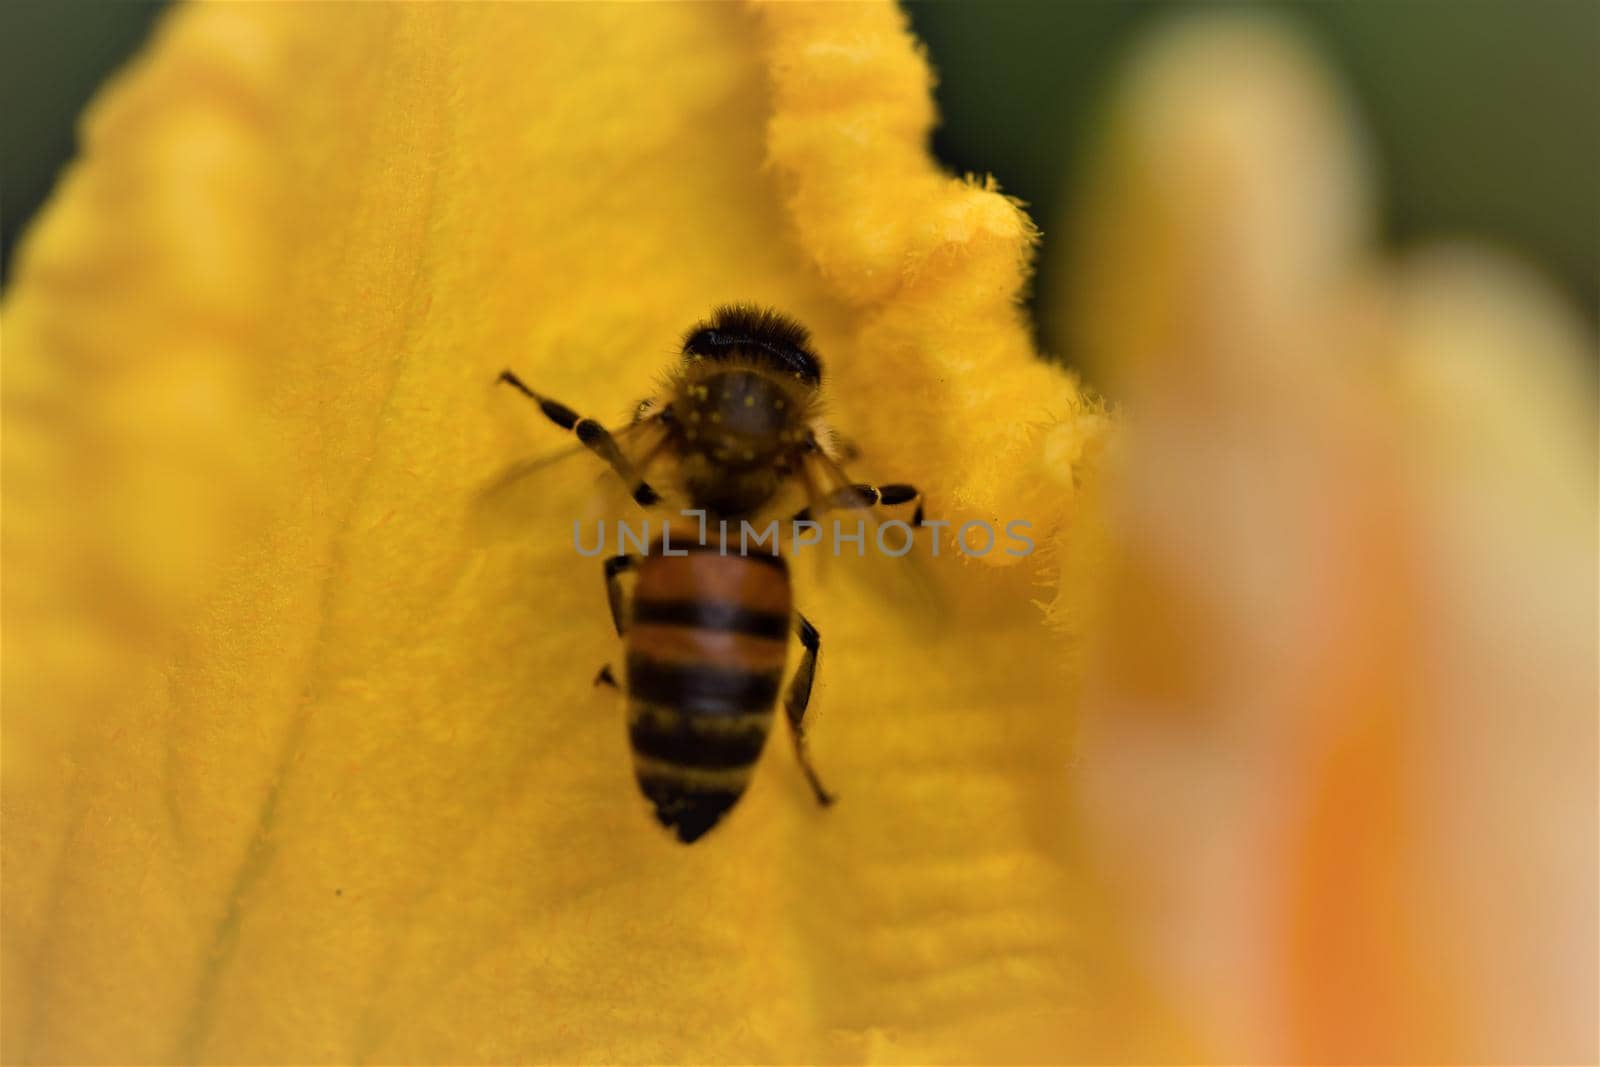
[494,305,922,842]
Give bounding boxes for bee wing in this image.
[794,447,947,629]
[470,415,674,545]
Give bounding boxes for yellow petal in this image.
[2,3,1128,1062]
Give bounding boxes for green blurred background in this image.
[3,1,1595,357]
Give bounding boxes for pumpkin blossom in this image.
[2,3,1129,1063]
[5,3,1594,1064]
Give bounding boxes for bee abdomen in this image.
[630,598,790,639]
[622,649,784,843]
[625,653,782,716]
[633,768,752,845]
[623,656,781,843]
[627,702,774,843]
[628,703,772,767]
[624,551,792,842]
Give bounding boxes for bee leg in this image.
[792,482,924,526]
[497,369,661,507]
[593,555,635,687]
[783,614,835,807]
[602,554,637,636]
[876,483,924,526]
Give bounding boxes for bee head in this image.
[681,304,822,387]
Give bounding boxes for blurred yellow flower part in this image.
[2,3,1121,1063]
[1059,13,1597,1064]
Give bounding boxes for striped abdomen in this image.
[625,547,791,843]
